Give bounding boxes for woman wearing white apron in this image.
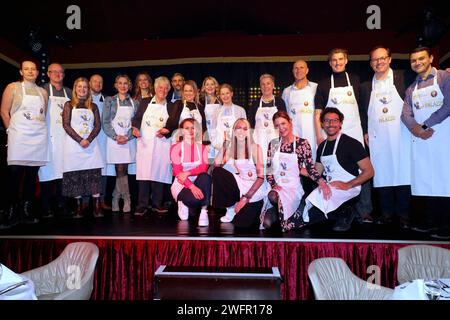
[132,76,173,215]
[365,48,412,227]
[212,118,269,227]
[62,78,104,218]
[166,80,207,142]
[200,76,221,159]
[212,84,247,172]
[0,61,48,228]
[263,111,325,232]
[102,75,138,213]
[303,108,373,232]
[170,118,211,227]
[249,74,287,165]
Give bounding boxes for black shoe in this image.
[152,206,168,213]
[430,228,450,240]
[134,208,147,216]
[411,225,437,233]
[41,210,54,219]
[21,201,39,224]
[332,208,356,232]
[376,215,393,225]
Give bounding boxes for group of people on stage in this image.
[1,46,449,239]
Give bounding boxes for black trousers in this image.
[212,167,263,228]
[177,173,211,208]
[8,165,39,204]
[137,180,169,210]
[376,185,411,221]
[39,179,64,212]
[307,196,360,225]
[423,196,450,231]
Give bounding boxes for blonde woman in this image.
[212,118,268,227]
[102,75,138,213]
[62,77,104,218]
[200,76,220,159]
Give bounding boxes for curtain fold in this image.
[1,239,449,300]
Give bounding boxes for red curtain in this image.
[1,239,449,300]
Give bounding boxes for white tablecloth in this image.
[0,263,37,300]
[391,279,450,300]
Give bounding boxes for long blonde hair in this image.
[71,77,93,109]
[182,80,200,105]
[227,118,255,161]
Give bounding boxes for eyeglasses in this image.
[370,56,389,63]
[322,118,340,124]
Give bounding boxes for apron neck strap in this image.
[321,133,341,157]
[331,72,350,88]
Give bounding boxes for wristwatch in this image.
[421,124,429,130]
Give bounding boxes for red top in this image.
[170,141,209,188]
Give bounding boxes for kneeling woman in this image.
[212,118,269,228]
[170,118,211,226]
[264,111,328,232]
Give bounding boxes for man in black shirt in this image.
[303,107,374,232]
[314,48,373,223]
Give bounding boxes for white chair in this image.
[307,257,393,300]
[21,242,99,300]
[397,245,450,284]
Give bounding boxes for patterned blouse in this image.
[266,136,321,187]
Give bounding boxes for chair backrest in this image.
[22,242,99,300]
[307,257,393,300]
[397,245,450,284]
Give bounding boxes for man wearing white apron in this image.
[89,74,112,210]
[315,48,373,223]
[132,76,173,216]
[283,59,319,196]
[303,107,374,232]
[401,47,450,239]
[248,74,287,166]
[1,61,49,228]
[363,46,412,228]
[39,63,72,218]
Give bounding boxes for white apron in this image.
[7,83,48,163]
[170,142,202,200]
[303,134,361,220]
[253,98,279,163]
[106,97,136,164]
[368,69,411,187]
[179,102,202,125]
[38,86,70,181]
[204,99,221,158]
[272,139,303,220]
[410,69,450,196]
[233,157,269,203]
[63,108,104,173]
[92,93,112,176]
[288,84,317,161]
[136,97,172,183]
[326,73,364,146]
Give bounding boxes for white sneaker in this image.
[198,209,209,227]
[220,207,235,223]
[177,201,188,220]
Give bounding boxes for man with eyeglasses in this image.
[302,107,374,232]
[401,47,450,239]
[38,63,72,218]
[315,48,373,224]
[360,45,414,229]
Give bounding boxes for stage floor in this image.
[0,208,447,244]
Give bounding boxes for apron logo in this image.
[224,122,230,128]
[382,107,389,114]
[347,91,352,96]
[145,120,151,126]
[264,121,269,127]
[290,108,296,115]
[23,112,32,120]
[159,117,164,122]
[414,101,421,109]
[304,101,309,106]
[40,108,44,114]
[331,97,338,105]
[431,90,437,97]
[379,97,388,104]
[80,114,90,121]
[206,119,211,125]
[247,171,253,177]
[118,121,130,128]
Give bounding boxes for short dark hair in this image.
[410,47,432,58]
[369,45,391,59]
[320,107,344,123]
